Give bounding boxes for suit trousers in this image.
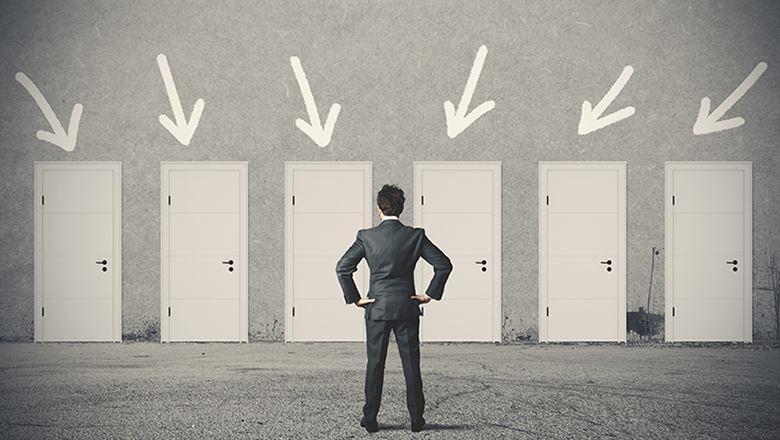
[363,316,425,422]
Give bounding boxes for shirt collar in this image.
[380,215,399,222]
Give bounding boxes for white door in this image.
[539,162,626,342]
[161,162,248,342]
[414,162,501,342]
[665,162,752,342]
[285,162,372,341]
[34,162,122,342]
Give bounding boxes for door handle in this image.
[222,260,234,265]
[96,260,107,265]
[726,260,738,265]
[474,260,487,265]
[600,260,612,265]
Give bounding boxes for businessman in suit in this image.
[335,184,453,433]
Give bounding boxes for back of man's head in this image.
[377,184,405,216]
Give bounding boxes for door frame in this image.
[160,161,249,343]
[538,161,627,342]
[34,161,123,342]
[284,161,373,342]
[664,161,752,342]
[413,161,502,342]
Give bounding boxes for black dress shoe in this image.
[360,417,378,433]
[411,417,426,432]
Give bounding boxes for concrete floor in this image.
[0,342,778,439]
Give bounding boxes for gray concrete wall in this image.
[0,0,778,341]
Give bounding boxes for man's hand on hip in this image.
[355,297,376,308]
[410,294,432,304]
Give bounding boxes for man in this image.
[335,184,453,433]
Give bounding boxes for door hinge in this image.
[41,306,45,317]
[41,195,45,205]
[168,306,171,317]
[292,195,295,206]
[421,195,424,205]
[292,306,295,317]
[168,195,171,206]
[672,306,675,317]
[546,195,549,206]
[672,195,675,206]
[546,306,549,317]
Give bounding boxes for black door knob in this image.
[96,260,107,265]
[222,260,234,265]
[606,267,612,272]
[102,267,107,272]
[228,267,234,272]
[475,260,487,265]
[600,260,612,265]
[733,267,738,272]
[481,267,487,272]
[726,260,738,265]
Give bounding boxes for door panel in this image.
[43,213,113,256]
[293,213,364,256]
[294,256,367,300]
[419,213,493,256]
[169,213,239,256]
[673,299,743,341]
[42,299,114,342]
[169,169,240,213]
[540,163,625,342]
[292,300,366,341]
[421,255,492,300]
[420,169,493,213]
[293,169,366,213]
[673,213,743,256]
[547,170,618,213]
[547,213,617,256]
[422,300,493,342]
[673,170,743,213]
[170,256,239,300]
[43,169,113,213]
[169,299,240,341]
[416,163,500,342]
[37,163,120,342]
[43,256,113,300]
[547,299,619,342]
[547,256,617,300]
[673,256,743,300]
[288,164,371,342]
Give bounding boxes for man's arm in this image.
[335,231,366,305]
[419,231,453,300]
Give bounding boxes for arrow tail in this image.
[156,54,186,126]
[592,65,633,117]
[457,45,489,116]
[15,72,67,136]
[290,56,322,127]
[709,62,767,121]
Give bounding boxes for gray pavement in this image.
[1,342,779,439]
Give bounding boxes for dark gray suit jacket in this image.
[335,218,453,320]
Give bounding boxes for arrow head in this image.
[444,99,495,139]
[693,96,746,135]
[159,97,204,146]
[295,103,341,147]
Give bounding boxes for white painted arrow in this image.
[156,54,204,146]
[444,45,495,139]
[15,72,83,152]
[290,56,341,148]
[693,62,767,135]
[578,65,635,135]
